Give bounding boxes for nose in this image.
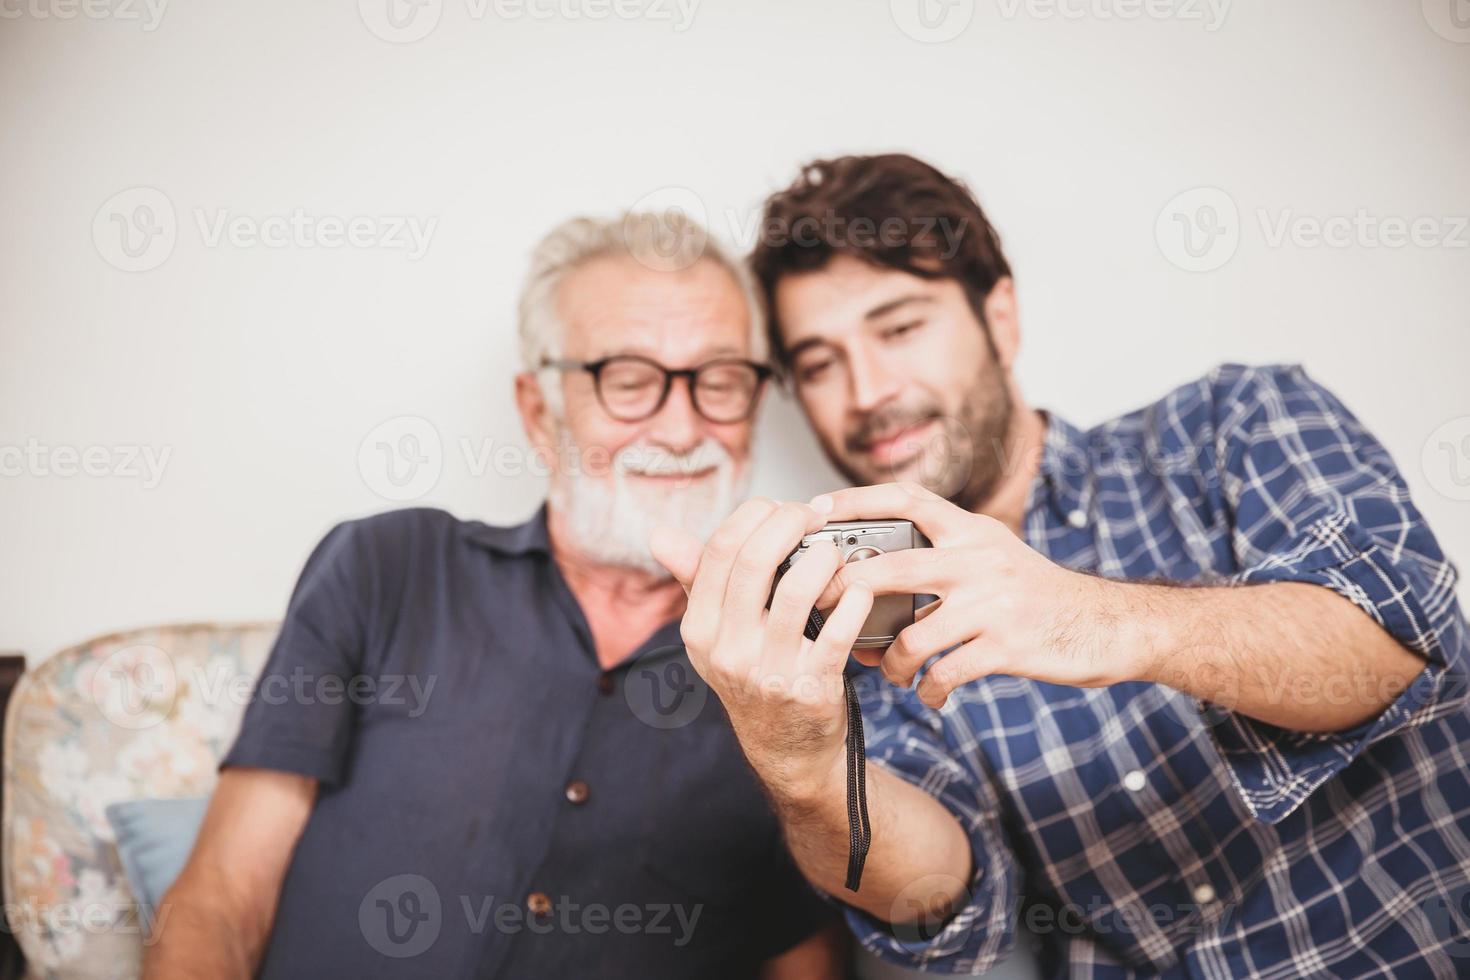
[846,339,901,413]
[644,375,703,453]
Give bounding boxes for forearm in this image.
[1131,580,1425,732]
[773,755,972,924]
[143,872,270,979]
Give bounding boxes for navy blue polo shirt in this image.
[222,505,830,979]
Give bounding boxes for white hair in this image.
[517,210,767,412]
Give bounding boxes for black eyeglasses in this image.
[540,355,774,423]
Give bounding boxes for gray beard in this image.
[547,431,750,577]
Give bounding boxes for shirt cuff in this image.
[1212,510,1465,824]
[221,733,346,787]
[838,758,1018,973]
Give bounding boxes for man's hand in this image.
[810,481,1146,708]
[808,480,1425,733]
[651,497,975,923]
[650,497,876,802]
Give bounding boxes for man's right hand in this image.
[652,498,975,927]
[650,498,875,803]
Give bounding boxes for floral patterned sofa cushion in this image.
[2,622,278,979]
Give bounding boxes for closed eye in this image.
[881,319,925,341]
[796,356,836,384]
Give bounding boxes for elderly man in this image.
[147,212,843,979]
[652,154,1470,978]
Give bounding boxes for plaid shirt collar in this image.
[1028,408,1094,530]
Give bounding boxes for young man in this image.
[652,154,1470,977]
[146,212,843,979]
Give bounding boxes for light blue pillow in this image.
[106,796,209,925]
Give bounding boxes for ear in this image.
[981,277,1020,370]
[514,371,556,448]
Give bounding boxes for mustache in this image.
[613,438,733,476]
[845,405,940,454]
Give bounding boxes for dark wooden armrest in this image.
[0,653,27,980]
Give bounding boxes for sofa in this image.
[0,622,1038,980]
[1,623,277,979]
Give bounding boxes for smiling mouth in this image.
[858,418,938,467]
[628,467,718,481]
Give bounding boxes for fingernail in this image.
[810,494,833,514]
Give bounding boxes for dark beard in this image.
[945,360,1014,511]
[824,352,1014,509]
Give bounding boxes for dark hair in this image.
[750,153,1012,368]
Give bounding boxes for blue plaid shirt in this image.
[846,363,1470,978]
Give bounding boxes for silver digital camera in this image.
[779,519,932,649]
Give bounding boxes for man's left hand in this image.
[812,481,1151,708]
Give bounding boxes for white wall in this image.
[1,0,1467,662]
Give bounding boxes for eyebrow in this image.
[785,336,834,363]
[864,294,934,321]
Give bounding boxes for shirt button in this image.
[596,673,615,696]
[1066,508,1088,529]
[527,891,553,917]
[1192,883,1217,905]
[1123,770,1147,792]
[565,779,590,805]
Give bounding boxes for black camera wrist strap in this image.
[798,603,870,892]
